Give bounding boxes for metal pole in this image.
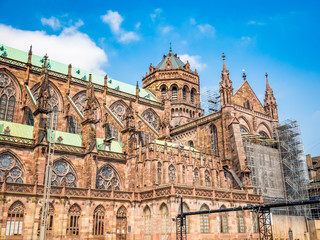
[180,196,183,240]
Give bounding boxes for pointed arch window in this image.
[110,101,127,122]
[51,160,77,187]
[67,204,81,235]
[220,205,228,233]
[200,204,210,233]
[168,165,176,183]
[161,86,167,99]
[0,73,16,122]
[210,125,219,156]
[172,87,177,101]
[37,204,54,235]
[240,126,248,133]
[93,205,105,236]
[158,162,162,184]
[96,165,120,190]
[160,204,169,240]
[0,154,24,183]
[67,116,81,134]
[105,123,120,141]
[24,107,34,126]
[188,140,194,148]
[144,206,151,240]
[6,201,25,236]
[72,91,86,114]
[194,168,199,185]
[116,206,127,239]
[183,87,187,100]
[237,211,245,233]
[205,170,211,187]
[178,203,190,233]
[138,131,154,146]
[142,108,160,131]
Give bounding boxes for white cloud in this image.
[135,22,141,29]
[179,54,207,71]
[197,24,215,36]
[150,8,162,21]
[189,18,197,25]
[41,16,61,31]
[101,10,140,43]
[161,26,174,34]
[0,24,108,75]
[248,20,265,25]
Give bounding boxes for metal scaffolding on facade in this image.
[275,119,310,217]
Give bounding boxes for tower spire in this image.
[242,72,247,81]
[222,53,227,71]
[220,53,233,107]
[169,42,172,52]
[264,73,278,120]
[265,72,270,89]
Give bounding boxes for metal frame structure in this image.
[176,199,320,240]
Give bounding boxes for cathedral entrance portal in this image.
[116,206,127,240]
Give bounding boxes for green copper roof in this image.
[97,138,122,153]
[0,44,159,103]
[156,50,186,69]
[0,120,33,139]
[47,130,82,147]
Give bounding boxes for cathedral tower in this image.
[142,48,202,127]
[264,73,278,120]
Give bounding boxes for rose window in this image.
[0,154,24,183]
[96,165,120,190]
[110,101,127,122]
[51,160,77,187]
[142,109,159,131]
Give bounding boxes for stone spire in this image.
[36,54,51,112]
[219,53,233,106]
[66,64,72,95]
[27,45,32,65]
[264,73,278,120]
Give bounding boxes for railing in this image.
[0,134,34,145]
[0,182,262,203]
[97,150,125,160]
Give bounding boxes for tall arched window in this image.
[96,165,121,190]
[158,162,162,184]
[194,168,199,185]
[205,170,211,187]
[105,123,120,141]
[210,125,219,156]
[38,204,54,235]
[51,160,77,187]
[67,204,81,235]
[161,86,167,99]
[110,100,127,122]
[0,73,17,122]
[142,108,160,131]
[6,201,25,236]
[183,87,187,100]
[168,165,176,183]
[220,205,228,233]
[160,204,169,240]
[172,87,177,101]
[200,204,210,233]
[93,205,105,236]
[188,140,194,148]
[144,206,151,240]
[178,203,190,233]
[67,116,81,134]
[138,131,154,146]
[190,89,196,104]
[237,211,245,233]
[0,153,24,183]
[116,206,127,240]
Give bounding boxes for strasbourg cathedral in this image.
[0,44,282,240]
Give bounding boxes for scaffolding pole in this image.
[39,110,57,240]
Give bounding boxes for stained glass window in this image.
[51,160,77,187]
[110,101,127,122]
[0,73,16,122]
[67,116,81,134]
[240,126,248,133]
[142,108,160,131]
[205,170,211,187]
[67,204,81,235]
[93,205,105,236]
[237,211,245,233]
[0,154,24,183]
[259,131,268,138]
[191,89,195,103]
[96,165,120,190]
[6,201,24,236]
[24,107,34,126]
[200,204,210,233]
[72,92,86,114]
[172,87,177,101]
[168,165,175,183]
[210,125,219,156]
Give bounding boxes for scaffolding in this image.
[275,120,310,217]
[200,88,220,115]
[242,133,286,210]
[306,155,320,219]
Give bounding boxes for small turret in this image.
[264,73,278,120]
[219,53,233,107]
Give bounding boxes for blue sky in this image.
[0,0,319,156]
